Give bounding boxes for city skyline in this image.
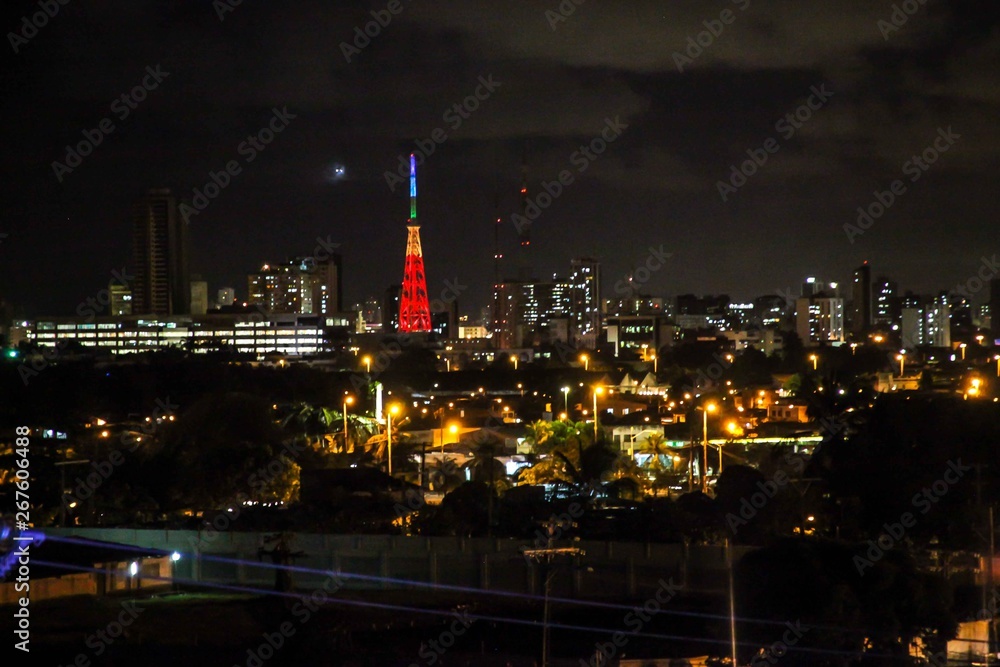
[1,1,998,319]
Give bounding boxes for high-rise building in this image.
[494,279,572,348]
[569,257,601,349]
[383,284,401,333]
[131,188,189,315]
[248,256,341,316]
[900,293,951,349]
[752,295,788,328]
[873,276,898,327]
[795,292,845,345]
[850,262,872,334]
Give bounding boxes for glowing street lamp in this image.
[809,354,818,371]
[362,355,372,373]
[976,334,985,346]
[698,402,717,492]
[897,351,905,377]
[387,404,401,475]
[651,352,658,373]
[561,386,570,414]
[960,343,967,360]
[995,354,1000,378]
[510,354,518,370]
[581,353,590,371]
[343,394,354,448]
[850,343,858,356]
[592,386,604,440]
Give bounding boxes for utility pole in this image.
[523,518,584,667]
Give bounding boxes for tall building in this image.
[795,292,845,345]
[752,295,788,328]
[569,257,601,348]
[900,293,951,349]
[850,262,872,334]
[132,188,189,315]
[383,284,401,333]
[873,276,898,327]
[494,279,572,348]
[248,256,341,316]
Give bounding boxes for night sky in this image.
[1,0,998,318]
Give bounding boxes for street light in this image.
[387,404,401,475]
[698,402,717,492]
[651,352,658,374]
[561,386,570,414]
[362,355,372,373]
[960,343,967,360]
[343,394,354,449]
[592,386,604,440]
[995,354,1000,377]
[897,351,905,376]
[510,354,518,370]
[809,354,818,371]
[850,343,858,356]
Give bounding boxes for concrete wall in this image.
[40,529,751,599]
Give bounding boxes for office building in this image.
[795,292,845,345]
[569,257,601,349]
[851,262,872,334]
[248,256,341,316]
[900,293,951,349]
[873,276,898,327]
[131,188,189,315]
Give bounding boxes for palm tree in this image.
[638,432,681,496]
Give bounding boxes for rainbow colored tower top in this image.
[409,153,417,222]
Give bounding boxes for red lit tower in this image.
[398,153,432,332]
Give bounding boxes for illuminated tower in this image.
[398,154,432,333]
